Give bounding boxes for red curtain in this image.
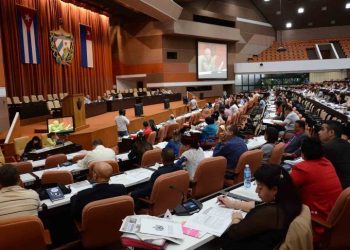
[0,0,113,99]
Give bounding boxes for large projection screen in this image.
[197,41,227,80]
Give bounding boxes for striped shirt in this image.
[0,186,40,219]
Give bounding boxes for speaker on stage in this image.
[134,103,144,117]
[183,96,188,105]
[164,98,170,109]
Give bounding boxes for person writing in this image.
[218,165,302,249]
[47,132,59,147]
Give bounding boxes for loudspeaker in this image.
[164,98,170,109]
[134,103,144,117]
[183,96,188,105]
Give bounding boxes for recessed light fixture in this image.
[322,6,327,11]
[264,0,270,2]
[298,7,304,14]
[308,22,313,26]
[346,3,350,9]
[331,20,336,24]
[286,22,292,28]
[276,10,281,15]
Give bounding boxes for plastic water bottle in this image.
[244,164,251,189]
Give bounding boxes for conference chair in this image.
[268,142,285,165]
[129,88,133,93]
[279,205,313,250]
[52,93,59,100]
[111,89,116,94]
[41,170,73,185]
[88,160,120,179]
[133,91,138,97]
[59,93,65,100]
[133,88,138,93]
[37,95,45,102]
[147,131,157,145]
[312,187,350,249]
[12,96,22,104]
[76,196,134,249]
[0,216,51,250]
[106,90,111,95]
[224,149,263,187]
[138,88,143,92]
[157,126,166,143]
[14,136,30,157]
[118,93,123,99]
[53,100,61,109]
[46,101,55,114]
[44,154,67,169]
[13,161,33,174]
[140,148,162,168]
[137,170,189,216]
[124,89,129,93]
[190,156,227,199]
[63,93,68,97]
[72,154,86,163]
[22,96,30,103]
[6,97,12,105]
[143,87,147,92]
[0,148,5,164]
[165,123,180,139]
[30,95,38,102]
[47,94,53,101]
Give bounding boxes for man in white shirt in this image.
[77,139,116,169]
[165,114,176,125]
[0,164,40,219]
[115,109,130,137]
[188,96,198,111]
[273,105,299,134]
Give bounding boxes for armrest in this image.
[312,214,332,229]
[43,229,52,245]
[138,197,154,205]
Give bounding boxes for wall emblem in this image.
[49,28,74,65]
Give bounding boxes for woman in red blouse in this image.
[290,137,342,242]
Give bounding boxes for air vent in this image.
[167,51,178,59]
[193,14,235,28]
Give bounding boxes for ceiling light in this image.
[308,22,313,26]
[286,22,292,28]
[264,0,270,2]
[331,20,336,24]
[321,6,327,11]
[298,7,304,14]
[346,3,350,9]
[276,10,281,15]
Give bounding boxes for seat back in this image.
[44,154,67,169]
[59,93,64,100]
[12,96,21,104]
[233,149,263,184]
[88,160,120,178]
[192,157,227,199]
[13,161,33,174]
[41,170,73,185]
[268,142,285,165]
[47,94,53,101]
[0,215,50,250]
[53,100,61,108]
[37,95,45,101]
[157,126,166,143]
[147,131,157,145]
[133,92,138,97]
[7,97,12,105]
[325,187,350,248]
[165,123,180,139]
[14,136,30,156]
[141,148,162,167]
[30,95,38,102]
[118,93,123,99]
[81,196,134,248]
[46,101,54,111]
[23,96,30,103]
[52,94,59,100]
[279,205,313,250]
[149,170,189,216]
[40,134,50,148]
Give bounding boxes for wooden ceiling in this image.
[251,0,350,30]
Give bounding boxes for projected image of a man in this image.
[198,48,224,72]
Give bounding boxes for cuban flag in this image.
[80,24,93,68]
[16,6,40,64]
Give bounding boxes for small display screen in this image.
[47,117,74,134]
[183,201,198,210]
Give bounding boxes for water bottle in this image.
[244,164,251,189]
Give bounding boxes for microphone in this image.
[169,185,185,205]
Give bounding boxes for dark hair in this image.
[0,164,19,187]
[205,116,215,125]
[143,121,149,127]
[324,120,342,138]
[119,109,126,116]
[265,127,279,143]
[285,105,293,112]
[92,139,103,147]
[47,132,56,139]
[211,112,219,121]
[295,120,305,130]
[227,125,239,136]
[181,135,199,149]
[136,132,146,142]
[254,164,302,228]
[161,147,175,164]
[32,136,41,143]
[301,137,324,160]
[172,129,181,142]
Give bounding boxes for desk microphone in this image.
[169,185,185,205]
[169,185,203,216]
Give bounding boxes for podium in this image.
[62,94,89,131]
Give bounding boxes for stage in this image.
[19,99,208,150]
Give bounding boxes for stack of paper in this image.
[284,157,304,165]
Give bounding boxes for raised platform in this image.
[19,99,207,150]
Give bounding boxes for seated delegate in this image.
[218,165,302,250]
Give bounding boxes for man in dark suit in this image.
[70,162,127,222]
[319,120,350,189]
[131,147,182,200]
[283,120,308,159]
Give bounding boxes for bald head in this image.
[92,161,114,183]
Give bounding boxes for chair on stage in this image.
[137,170,189,216]
[312,187,350,249]
[0,216,51,250]
[13,161,33,174]
[224,149,263,187]
[52,94,59,100]
[37,95,45,102]
[76,196,134,249]
[191,156,227,199]
[47,94,53,101]
[140,148,162,168]
[30,95,38,102]
[268,142,285,165]
[59,93,65,100]
[147,131,157,145]
[41,170,73,185]
[44,154,67,169]
[12,96,22,104]
[22,96,30,103]
[88,160,120,179]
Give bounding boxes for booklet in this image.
[46,186,65,201]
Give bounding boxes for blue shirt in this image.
[213,136,248,169]
[200,123,218,142]
[165,140,182,158]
